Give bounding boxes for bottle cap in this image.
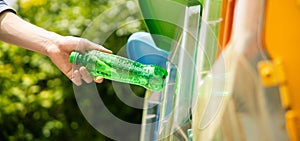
[69,51,80,64]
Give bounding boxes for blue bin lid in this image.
[126,32,170,68]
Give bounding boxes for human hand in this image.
[46,36,112,86]
[0,12,112,85]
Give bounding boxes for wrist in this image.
[44,32,64,57]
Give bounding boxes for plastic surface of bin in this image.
[156,3,202,140]
[195,0,223,79]
[138,0,186,52]
[137,1,202,140]
[264,1,300,140]
[192,0,289,140]
[216,0,235,58]
[126,32,170,68]
[126,32,169,141]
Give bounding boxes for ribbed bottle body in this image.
[70,50,168,91]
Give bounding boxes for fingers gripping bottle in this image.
[69,50,168,92]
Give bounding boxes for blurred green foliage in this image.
[0,0,146,140]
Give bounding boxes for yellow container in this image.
[263,1,300,140]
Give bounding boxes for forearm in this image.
[0,11,63,55]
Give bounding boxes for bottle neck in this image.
[69,51,82,65]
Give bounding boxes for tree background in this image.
[0,0,146,140]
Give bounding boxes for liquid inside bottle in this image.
[69,50,168,92]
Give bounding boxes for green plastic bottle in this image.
[69,50,168,92]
